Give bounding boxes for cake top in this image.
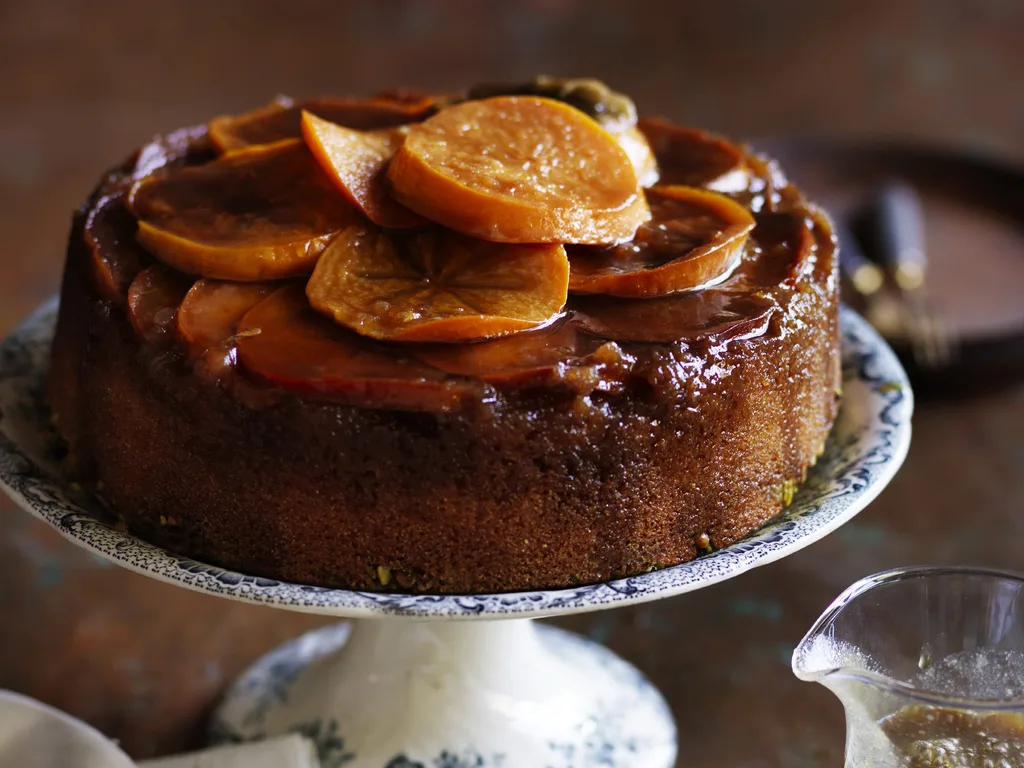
[83,77,834,411]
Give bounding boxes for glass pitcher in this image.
[793,566,1024,768]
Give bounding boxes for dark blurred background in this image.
[1,2,1022,765]
[3,0,1023,331]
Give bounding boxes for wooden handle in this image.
[835,217,884,295]
[872,182,927,291]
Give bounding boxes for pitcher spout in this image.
[794,613,909,768]
[793,567,1024,767]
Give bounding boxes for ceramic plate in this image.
[0,300,912,619]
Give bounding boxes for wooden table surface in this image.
[2,1,1023,765]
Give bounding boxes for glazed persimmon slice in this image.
[568,186,755,298]
[412,320,592,385]
[209,96,435,153]
[129,139,358,281]
[465,76,659,186]
[746,210,818,285]
[301,112,424,228]
[177,279,277,358]
[84,194,151,306]
[617,125,660,188]
[387,96,650,244]
[126,264,194,343]
[237,284,464,411]
[306,225,569,342]
[572,290,777,344]
[639,119,749,193]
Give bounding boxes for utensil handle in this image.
[873,182,927,291]
[835,217,884,295]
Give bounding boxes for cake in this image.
[48,78,840,594]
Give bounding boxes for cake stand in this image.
[0,300,912,768]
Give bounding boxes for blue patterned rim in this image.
[0,299,912,619]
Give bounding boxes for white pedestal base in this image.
[211,620,676,768]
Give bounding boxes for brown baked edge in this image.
[48,201,840,594]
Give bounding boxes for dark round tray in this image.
[756,138,1024,399]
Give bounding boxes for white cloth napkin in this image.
[138,734,319,768]
[0,689,319,768]
[0,691,134,768]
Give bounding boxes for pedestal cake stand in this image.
[0,300,912,768]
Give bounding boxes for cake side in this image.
[50,210,838,593]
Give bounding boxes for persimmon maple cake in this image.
[49,78,840,593]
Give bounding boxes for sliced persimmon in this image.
[132,125,211,180]
[236,284,465,411]
[126,264,194,343]
[387,96,650,244]
[747,210,817,285]
[412,320,595,385]
[129,139,358,281]
[301,111,424,228]
[571,290,776,344]
[177,279,277,359]
[568,186,755,298]
[84,194,151,306]
[639,119,749,193]
[617,125,659,188]
[208,96,435,153]
[306,225,569,342]
[466,76,640,131]
[465,77,658,186]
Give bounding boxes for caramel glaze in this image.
[50,113,839,593]
[74,119,834,416]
